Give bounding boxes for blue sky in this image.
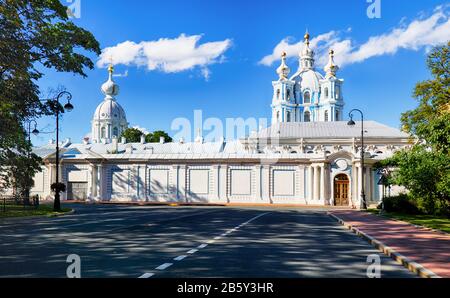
[33,0,450,145]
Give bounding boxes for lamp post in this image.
[23,120,40,205]
[51,91,74,212]
[27,119,40,144]
[347,108,367,209]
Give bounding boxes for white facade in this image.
[26,33,412,208]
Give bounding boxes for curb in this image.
[327,212,441,278]
[50,208,76,217]
[0,208,76,222]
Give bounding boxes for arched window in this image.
[335,85,340,98]
[304,111,311,122]
[286,111,291,122]
[113,127,119,137]
[276,89,280,99]
[324,110,329,122]
[324,87,329,98]
[101,127,106,139]
[303,91,311,104]
[276,111,280,122]
[335,110,340,121]
[286,89,290,100]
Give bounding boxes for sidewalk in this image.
[330,210,450,278]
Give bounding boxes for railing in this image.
[1,195,40,212]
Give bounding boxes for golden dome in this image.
[304,32,310,41]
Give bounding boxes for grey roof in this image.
[32,121,409,160]
[256,121,409,139]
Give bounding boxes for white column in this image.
[219,164,228,202]
[212,165,220,202]
[366,166,372,203]
[308,166,314,200]
[358,165,364,207]
[314,165,320,201]
[320,164,326,201]
[261,165,271,203]
[91,164,97,198]
[98,164,104,200]
[255,165,262,201]
[178,165,187,203]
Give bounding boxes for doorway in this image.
[334,174,349,206]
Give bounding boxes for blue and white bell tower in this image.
[271,32,345,124]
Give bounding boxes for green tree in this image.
[377,42,450,215]
[121,128,143,143]
[0,1,100,201]
[145,130,173,143]
[401,41,450,154]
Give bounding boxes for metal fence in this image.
[1,195,40,212]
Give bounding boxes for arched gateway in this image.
[334,174,349,206]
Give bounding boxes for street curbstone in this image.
[327,212,441,278]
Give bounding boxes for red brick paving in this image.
[331,210,450,278]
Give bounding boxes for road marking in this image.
[156,263,173,270]
[137,212,270,278]
[174,255,187,261]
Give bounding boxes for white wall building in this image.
[27,33,411,208]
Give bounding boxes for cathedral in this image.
[26,33,410,208]
[271,32,344,124]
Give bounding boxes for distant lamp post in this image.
[347,108,367,209]
[27,120,40,144]
[24,119,40,205]
[51,91,73,212]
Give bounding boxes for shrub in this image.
[380,194,421,214]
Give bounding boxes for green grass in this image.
[0,204,71,218]
[367,209,450,234]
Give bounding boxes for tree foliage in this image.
[120,128,143,143]
[121,128,173,144]
[145,130,173,143]
[0,0,100,194]
[377,42,450,215]
[400,41,450,155]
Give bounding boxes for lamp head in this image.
[64,100,74,112]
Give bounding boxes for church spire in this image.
[276,52,290,80]
[299,30,315,70]
[324,49,339,78]
[101,63,119,100]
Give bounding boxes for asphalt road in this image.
[0,204,416,278]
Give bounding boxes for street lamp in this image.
[51,91,73,212]
[26,119,40,145]
[347,108,367,209]
[23,120,40,205]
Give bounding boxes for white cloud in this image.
[132,125,149,135]
[260,5,450,68]
[97,34,232,80]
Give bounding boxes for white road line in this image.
[137,212,270,278]
[155,263,173,270]
[174,255,187,261]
